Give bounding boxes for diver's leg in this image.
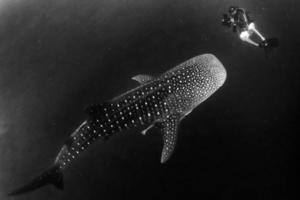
[240,31,259,46]
[248,22,265,41]
[244,38,259,46]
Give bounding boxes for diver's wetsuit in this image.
[223,6,264,47]
[231,8,252,33]
[222,6,279,56]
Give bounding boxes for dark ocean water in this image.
[0,0,298,199]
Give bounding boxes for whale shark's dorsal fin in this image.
[131,74,154,84]
[156,113,182,163]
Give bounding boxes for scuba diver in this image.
[222,6,278,56]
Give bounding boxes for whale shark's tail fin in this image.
[8,164,63,196]
[8,117,109,196]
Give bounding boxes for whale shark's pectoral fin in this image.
[141,124,154,135]
[131,74,154,84]
[157,113,182,163]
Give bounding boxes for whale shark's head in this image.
[176,53,227,106]
[203,54,227,87]
[199,54,227,88]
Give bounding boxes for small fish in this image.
[9,54,226,195]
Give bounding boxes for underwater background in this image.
[0,0,298,199]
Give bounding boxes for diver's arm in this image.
[237,8,249,24]
[222,14,231,27]
[245,11,253,23]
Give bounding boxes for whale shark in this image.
[9,54,227,195]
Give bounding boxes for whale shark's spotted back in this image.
[154,54,226,114]
[55,54,227,167]
[9,54,227,196]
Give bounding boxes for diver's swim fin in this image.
[259,37,279,58]
[8,164,63,196]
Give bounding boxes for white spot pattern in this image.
[55,54,226,168]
